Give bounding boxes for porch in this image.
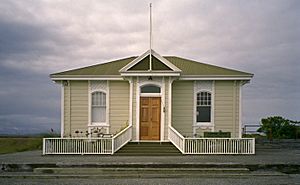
[43,125,255,155]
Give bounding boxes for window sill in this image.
[195,122,213,127]
[88,123,109,127]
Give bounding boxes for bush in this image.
[257,116,299,139]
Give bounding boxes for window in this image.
[196,91,211,122]
[141,85,160,93]
[91,92,106,123]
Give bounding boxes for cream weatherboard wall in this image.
[171,81,194,137]
[214,81,240,137]
[63,81,89,137]
[109,81,130,134]
[171,80,241,138]
[62,80,130,137]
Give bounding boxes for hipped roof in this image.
[50,56,253,79]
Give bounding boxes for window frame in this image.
[196,91,212,124]
[90,90,109,126]
[90,90,107,125]
[140,84,162,97]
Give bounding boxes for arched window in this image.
[141,85,161,93]
[196,91,211,122]
[91,91,106,123]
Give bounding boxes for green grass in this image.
[0,138,42,154]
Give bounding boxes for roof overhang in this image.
[50,75,124,81]
[120,72,181,77]
[179,75,253,81]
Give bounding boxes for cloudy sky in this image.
[0,0,299,134]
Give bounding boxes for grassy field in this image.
[0,138,42,154]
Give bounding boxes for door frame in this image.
[135,78,165,142]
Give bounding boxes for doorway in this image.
[140,97,161,140]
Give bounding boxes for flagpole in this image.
[149,3,152,71]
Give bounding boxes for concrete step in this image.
[0,170,287,179]
[33,167,250,174]
[114,152,182,156]
[115,142,182,156]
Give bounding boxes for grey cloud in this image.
[0,0,299,134]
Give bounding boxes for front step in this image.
[114,142,182,156]
[33,167,250,174]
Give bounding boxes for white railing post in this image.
[252,138,255,154]
[42,138,46,155]
[111,138,115,155]
[182,138,185,154]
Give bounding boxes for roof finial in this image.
[149,3,152,71]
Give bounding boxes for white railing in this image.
[168,126,255,155]
[112,125,132,153]
[168,126,185,153]
[185,138,255,154]
[43,138,112,155]
[43,125,132,155]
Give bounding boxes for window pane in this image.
[92,107,106,122]
[197,106,211,122]
[91,92,106,122]
[141,85,160,93]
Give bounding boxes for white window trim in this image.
[193,81,215,131]
[195,91,213,125]
[140,93,162,97]
[88,81,110,127]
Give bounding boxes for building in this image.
[44,49,255,155]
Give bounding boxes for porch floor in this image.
[114,142,182,156]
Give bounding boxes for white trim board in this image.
[180,77,252,80]
[60,83,64,138]
[239,81,242,138]
[119,49,182,73]
[52,78,123,81]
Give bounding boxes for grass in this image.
[0,138,43,154]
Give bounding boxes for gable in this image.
[119,49,182,74]
[128,55,172,71]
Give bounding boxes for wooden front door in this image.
[140,97,161,140]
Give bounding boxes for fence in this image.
[43,125,132,155]
[169,126,255,154]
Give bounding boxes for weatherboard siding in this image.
[63,85,70,137]
[214,81,240,137]
[109,81,130,134]
[172,81,194,137]
[63,81,89,137]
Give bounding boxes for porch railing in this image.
[185,138,255,154]
[169,126,255,154]
[112,125,132,153]
[168,126,185,153]
[43,125,132,155]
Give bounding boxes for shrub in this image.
[257,116,299,139]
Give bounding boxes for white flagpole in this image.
[149,3,152,71]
